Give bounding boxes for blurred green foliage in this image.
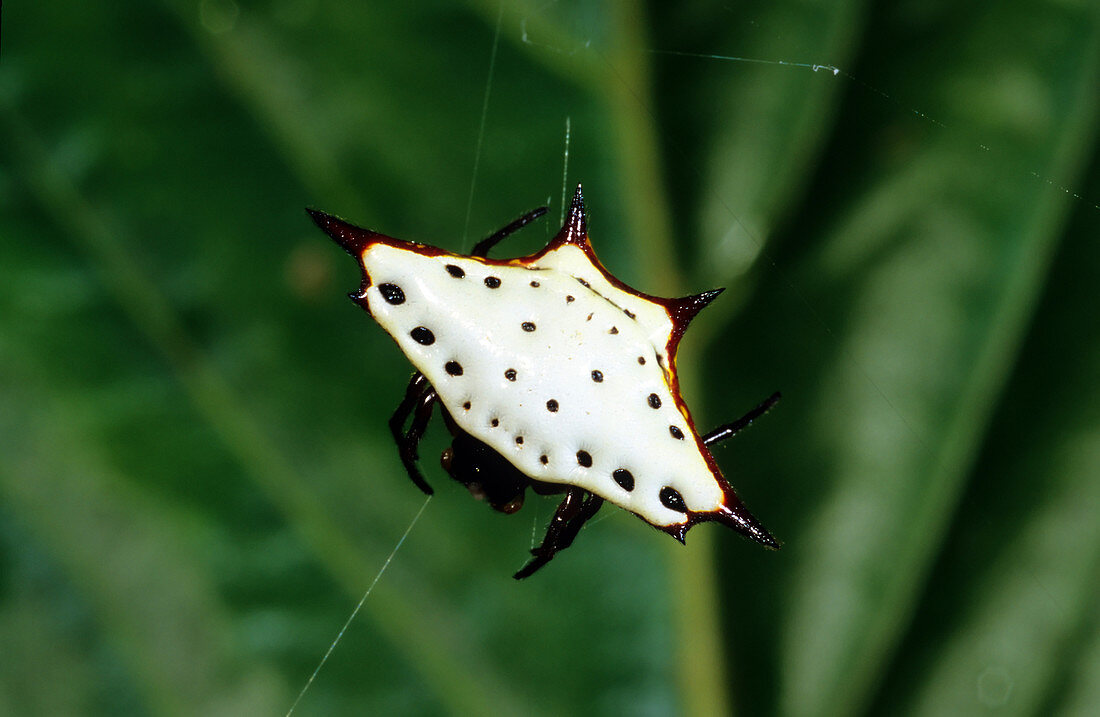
[2,0,1099,715]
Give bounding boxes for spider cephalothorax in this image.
[309,185,779,578]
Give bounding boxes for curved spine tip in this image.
[556,184,588,246]
[715,502,780,549]
[306,208,380,257]
[667,288,725,328]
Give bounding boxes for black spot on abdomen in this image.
[410,326,435,345]
[378,283,405,304]
[660,487,687,513]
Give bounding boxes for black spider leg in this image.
[514,488,605,579]
[703,391,782,446]
[388,372,436,494]
[471,206,549,258]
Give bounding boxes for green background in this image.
[2,0,1099,715]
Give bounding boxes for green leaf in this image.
[701,2,1100,715]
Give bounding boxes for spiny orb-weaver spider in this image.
[309,185,779,578]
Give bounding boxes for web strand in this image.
[285,496,432,717]
[560,115,571,225]
[648,48,1097,209]
[649,48,839,76]
[292,11,500,709]
[462,2,506,249]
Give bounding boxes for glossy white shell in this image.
[361,240,725,528]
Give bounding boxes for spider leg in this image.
[514,488,604,579]
[388,372,435,494]
[471,206,549,258]
[703,391,782,446]
[403,388,438,460]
